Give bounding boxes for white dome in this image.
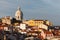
[15,7,23,20]
[15,8,21,16]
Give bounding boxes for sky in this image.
[0,0,60,25]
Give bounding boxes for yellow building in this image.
[23,19,52,26]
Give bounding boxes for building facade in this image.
[23,20,52,27]
[1,16,11,25]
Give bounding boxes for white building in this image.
[2,16,11,25]
[15,7,23,21]
[20,23,27,30]
[38,24,48,30]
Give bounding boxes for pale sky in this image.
[0,0,60,25]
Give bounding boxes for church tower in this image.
[15,7,23,21]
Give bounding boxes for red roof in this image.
[44,30,53,34]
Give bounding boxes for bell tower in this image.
[15,7,23,21]
[15,0,23,21]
